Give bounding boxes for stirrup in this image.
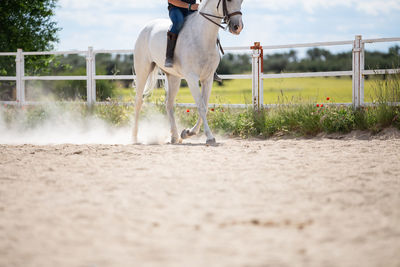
[165,58,173,68]
[214,72,222,83]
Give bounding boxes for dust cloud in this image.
[0,105,171,145]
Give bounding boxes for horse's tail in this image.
[143,63,159,97]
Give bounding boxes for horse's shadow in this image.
[169,142,221,147]
[132,141,221,147]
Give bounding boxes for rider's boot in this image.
[165,31,178,68]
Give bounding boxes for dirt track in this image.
[1,136,400,267]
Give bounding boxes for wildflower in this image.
[321,104,324,107]
[326,97,330,101]
[211,108,215,112]
[316,104,320,107]
[186,109,190,113]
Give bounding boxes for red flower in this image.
[186,109,190,113]
[4,104,7,108]
[211,108,215,112]
[321,104,324,107]
[316,104,320,107]
[326,97,330,101]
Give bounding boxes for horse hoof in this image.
[181,129,189,139]
[181,129,196,139]
[206,138,217,146]
[132,136,139,144]
[171,136,182,144]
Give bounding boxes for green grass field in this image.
[114,76,383,105]
[2,74,398,138]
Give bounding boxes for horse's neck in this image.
[190,1,222,49]
[199,0,222,18]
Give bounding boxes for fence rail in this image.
[1,35,400,109]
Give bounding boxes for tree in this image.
[0,0,60,99]
[0,0,60,75]
[264,50,297,73]
[0,0,60,53]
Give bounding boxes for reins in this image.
[199,0,242,30]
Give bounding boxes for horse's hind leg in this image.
[132,62,155,143]
[165,74,181,144]
[181,110,202,139]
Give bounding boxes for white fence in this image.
[0,35,399,109]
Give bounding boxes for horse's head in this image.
[199,0,244,34]
[222,0,244,35]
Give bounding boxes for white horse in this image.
[133,0,244,145]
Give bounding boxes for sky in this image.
[55,0,400,54]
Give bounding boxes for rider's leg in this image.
[165,8,184,68]
[165,31,178,68]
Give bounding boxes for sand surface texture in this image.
[1,137,400,267]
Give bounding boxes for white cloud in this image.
[54,0,400,50]
[356,0,400,15]
[245,0,400,15]
[56,0,167,49]
[58,0,160,9]
[58,9,157,29]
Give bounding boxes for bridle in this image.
[199,0,242,30]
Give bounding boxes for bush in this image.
[233,109,257,137]
[320,106,355,133]
[2,69,399,139]
[208,107,236,135]
[94,100,132,127]
[278,105,322,135]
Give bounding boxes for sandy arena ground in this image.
[1,134,400,267]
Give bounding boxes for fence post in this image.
[15,49,25,105]
[251,42,264,109]
[86,47,95,105]
[91,48,96,104]
[352,35,364,108]
[360,40,365,106]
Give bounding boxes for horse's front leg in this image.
[181,76,213,139]
[166,74,181,144]
[184,74,216,145]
